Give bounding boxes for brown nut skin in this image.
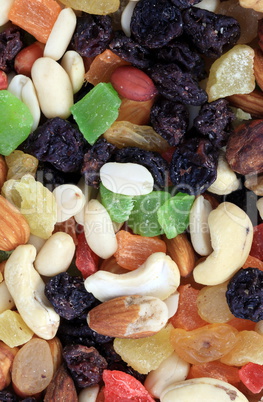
[226,119,263,175]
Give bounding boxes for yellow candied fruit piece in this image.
[1,174,57,239]
[239,0,263,12]
[113,324,174,374]
[5,150,38,180]
[206,44,255,102]
[58,0,120,15]
[0,310,34,348]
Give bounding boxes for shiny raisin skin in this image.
[0,26,24,73]
[130,0,183,49]
[226,268,263,322]
[63,345,108,388]
[171,0,202,9]
[71,13,112,58]
[183,8,240,58]
[169,138,218,195]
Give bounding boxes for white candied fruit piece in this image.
[100,162,154,196]
[206,44,255,102]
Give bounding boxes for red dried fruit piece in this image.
[239,362,263,393]
[249,223,263,261]
[188,361,240,386]
[75,231,99,278]
[103,370,155,402]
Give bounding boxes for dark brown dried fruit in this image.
[226,119,263,175]
[0,26,24,73]
[170,0,201,9]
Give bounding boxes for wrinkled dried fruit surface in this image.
[0,26,24,73]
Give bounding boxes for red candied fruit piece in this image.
[103,370,155,402]
[239,362,263,393]
[75,231,99,279]
[250,223,263,261]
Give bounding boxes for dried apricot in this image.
[187,360,240,386]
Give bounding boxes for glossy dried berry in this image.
[45,272,98,320]
[0,26,24,73]
[71,13,112,58]
[22,117,86,173]
[226,268,263,323]
[150,97,189,146]
[81,138,117,188]
[113,146,169,189]
[193,99,235,148]
[0,390,18,402]
[149,63,207,106]
[170,0,201,9]
[169,138,218,195]
[130,0,183,49]
[183,8,240,58]
[63,344,108,388]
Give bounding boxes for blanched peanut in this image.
[194,0,220,12]
[53,184,86,223]
[27,234,46,253]
[61,50,85,94]
[189,195,213,256]
[0,0,15,26]
[121,1,137,37]
[78,385,99,402]
[0,281,15,314]
[34,232,75,276]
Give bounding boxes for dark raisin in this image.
[130,0,183,49]
[71,13,112,58]
[21,398,37,402]
[183,8,240,58]
[226,268,263,322]
[170,0,202,9]
[149,63,207,106]
[45,273,98,320]
[150,97,189,146]
[21,117,86,173]
[169,137,218,195]
[35,161,82,191]
[63,344,108,388]
[0,26,24,73]
[109,30,153,69]
[0,390,18,402]
[193,99,235,148]
[113,147,169,190]
[81,138,117,188]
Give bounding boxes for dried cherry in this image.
[226,268,263,322]
[0,26,24,73]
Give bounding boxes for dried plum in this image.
[35,161,81,191]
[183,8,240,58]
[63,344,108,388]
[130,0,183,49]
[169,137,218,195]
[0,26,24,73]
[81,138,117,188]
[149,63,207,106]
[71,13,112,58]
[113,146,169,189]
[226,268,263,322]
[45,273,98,320]
[150,97,189,146]
[21,117,86,173]
[193,99,235,148]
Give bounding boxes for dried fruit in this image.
[188,361,240,386]
[75,232,99,279]
[0,26,24,73]
[100,184,134,223]
[238,362,263,394]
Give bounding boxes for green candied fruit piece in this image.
[128,191,171,237]
[0,90,33,156]
[157,192,195,239]
[100,183,134,223]
[70,82,121,145]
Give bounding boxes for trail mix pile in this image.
[0,0,263,400]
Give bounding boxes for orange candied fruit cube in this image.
[242,254,263,271]
[8,0,62,43]
[114,230,166,271]
[187,361,240,386]
[226,317,255,332]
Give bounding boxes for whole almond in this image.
[44,364,78,402]
[163,233,196,277]
[227,90,263,118]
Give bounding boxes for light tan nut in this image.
[88,295,168,338]
[163,291,179,319]
[257,197,263,219]
[193,202,253,285]
[194,0,219,11]
[5,244,60,339]
[27,234,46,253]
[61,50,85,94]
[53,184,86,223]
[84,252,180,302]
[47,337,63,375]
[0,341,18,391]
[144,352,190,399]
[0,281,15,314]
[0,0,15,26]
[78,385,99,402]
[121,1,137,36]
[163,233,196,277]
[44,363,78,402]
[189,195,213,257]
[160,377,249,402]
[208,150,240,195]
[244,173,263,196]
[227,90,263,118]
[239,0,263,12]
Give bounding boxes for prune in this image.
[183,8,240,58]
[170,0,201,9]
[226,268,263,322]
[149,63,208,106]
[81,138,117,188]
[0,26,24,73]
[109,31,153,69]
[193,99,235,148]
[0,391,18,402]
[45,273,98,320]
[63,344,108,388]
[113,146,169,189]
[71,13,112,58]
[150,97,189,146]
[21,117,86,173]
[35,161,81,191]
[169,137,218,195]
[130,0,183,49]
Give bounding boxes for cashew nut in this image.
[5,245,60,339]
[84,252,180,302]
[193,202,253,285]
[207,151,240,195]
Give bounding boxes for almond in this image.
[0,156,7,190]
[44,364,78,402]
[163,233,196,277]
[0,195,30,251]
[87,295,168,339]
[253,48,263,91]
[227,89,263,118]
